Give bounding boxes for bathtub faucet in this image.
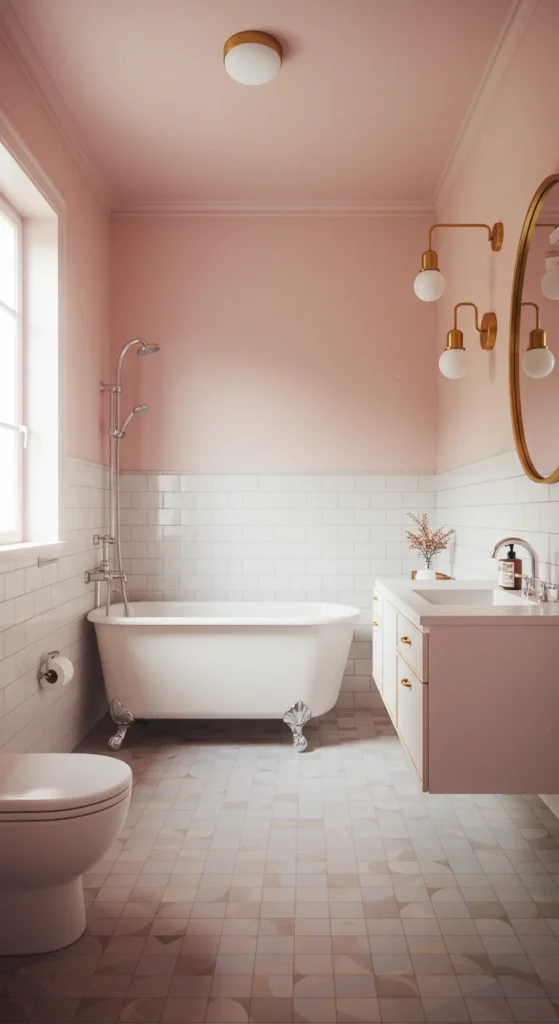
[85,565,127,614]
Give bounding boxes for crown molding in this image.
[0,107,65,216]
[434,0,539,208]
[111,198,435,218]
[0,0,112,211]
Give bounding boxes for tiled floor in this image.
[2,708,559,1023]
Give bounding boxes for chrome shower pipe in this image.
[99,381,119,543]
[114,434,129,616]
[99,339,160,616]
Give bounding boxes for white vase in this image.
[416,568,437,580]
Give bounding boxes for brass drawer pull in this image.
[373,596,379,601]
[400,678,412,688]
[373,620,379,626]
[400,636,412,645]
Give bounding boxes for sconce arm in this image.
[453,301,480,332]
[451,302,497,352]
[521,300,540,329]
[428,222,503,252]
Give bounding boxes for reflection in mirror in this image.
[518,183,559,477]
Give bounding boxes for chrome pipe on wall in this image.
[98,339,160,615]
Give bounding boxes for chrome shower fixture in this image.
[94,338,160,617]
[114,338,159,387]
[110,405,149,439]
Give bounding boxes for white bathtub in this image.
[88,601,360,751]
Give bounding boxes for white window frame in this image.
[0,112,65,564]
[0,193,24,545]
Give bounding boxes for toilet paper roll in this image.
[40,655,74,690]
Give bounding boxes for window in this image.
[0,196,23,544]
[0,127,61,559]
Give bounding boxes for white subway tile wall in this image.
[0,459,108,752]
[1,450,556,821]
[434,449,559,585]
[433,447,559,816]
[119,471,436,708]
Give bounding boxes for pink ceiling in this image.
[10,0,513,205]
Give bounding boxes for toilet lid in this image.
[0,753,132,815]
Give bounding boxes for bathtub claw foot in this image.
[109,700,134,751]
[283,702,312,752]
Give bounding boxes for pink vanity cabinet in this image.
[373,584,559,794]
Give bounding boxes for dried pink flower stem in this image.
[405,513,454,568]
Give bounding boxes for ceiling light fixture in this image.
[521,301,555,378]
[223,31,282,85]
[414,222,504,302]
[439,302,497,379]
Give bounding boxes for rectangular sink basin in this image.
[415,588,531,607]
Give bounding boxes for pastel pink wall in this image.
[0,36,111,464]
[111,215,437,472]
[436,0,559,471]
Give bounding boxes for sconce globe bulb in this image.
[439,347,466,379]
[413,269,445,302]
[541,266,559,300]
[522,346,555,379]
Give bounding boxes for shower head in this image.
[111,405,149,439]
[115,338,160,385]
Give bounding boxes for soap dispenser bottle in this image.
[498,544,522,590]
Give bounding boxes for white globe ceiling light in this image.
[224,31,282,85]
[413,222,503,303]
[521,301,555,379]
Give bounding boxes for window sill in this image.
[0,540,67,566]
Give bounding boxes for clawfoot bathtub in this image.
[88,602,359,750]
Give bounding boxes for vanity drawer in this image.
[397,655,426,784]
[372,590,383,621]
[397,613,427,681]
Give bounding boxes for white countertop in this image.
[374,578,559,628]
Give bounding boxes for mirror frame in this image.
[510,173,559,484]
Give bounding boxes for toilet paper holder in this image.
[38,651,61,684]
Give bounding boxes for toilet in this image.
[0,753,132,955]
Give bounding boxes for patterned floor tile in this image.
[2,709,559,1023]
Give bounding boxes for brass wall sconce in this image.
[439,302,497,379]
[414,222,504,302]
[521,301,554,378]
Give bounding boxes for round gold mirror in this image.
[510,174,559,483]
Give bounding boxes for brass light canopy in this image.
[414,222,504,302]
[223,29,282,59]
[439,302,497,379]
